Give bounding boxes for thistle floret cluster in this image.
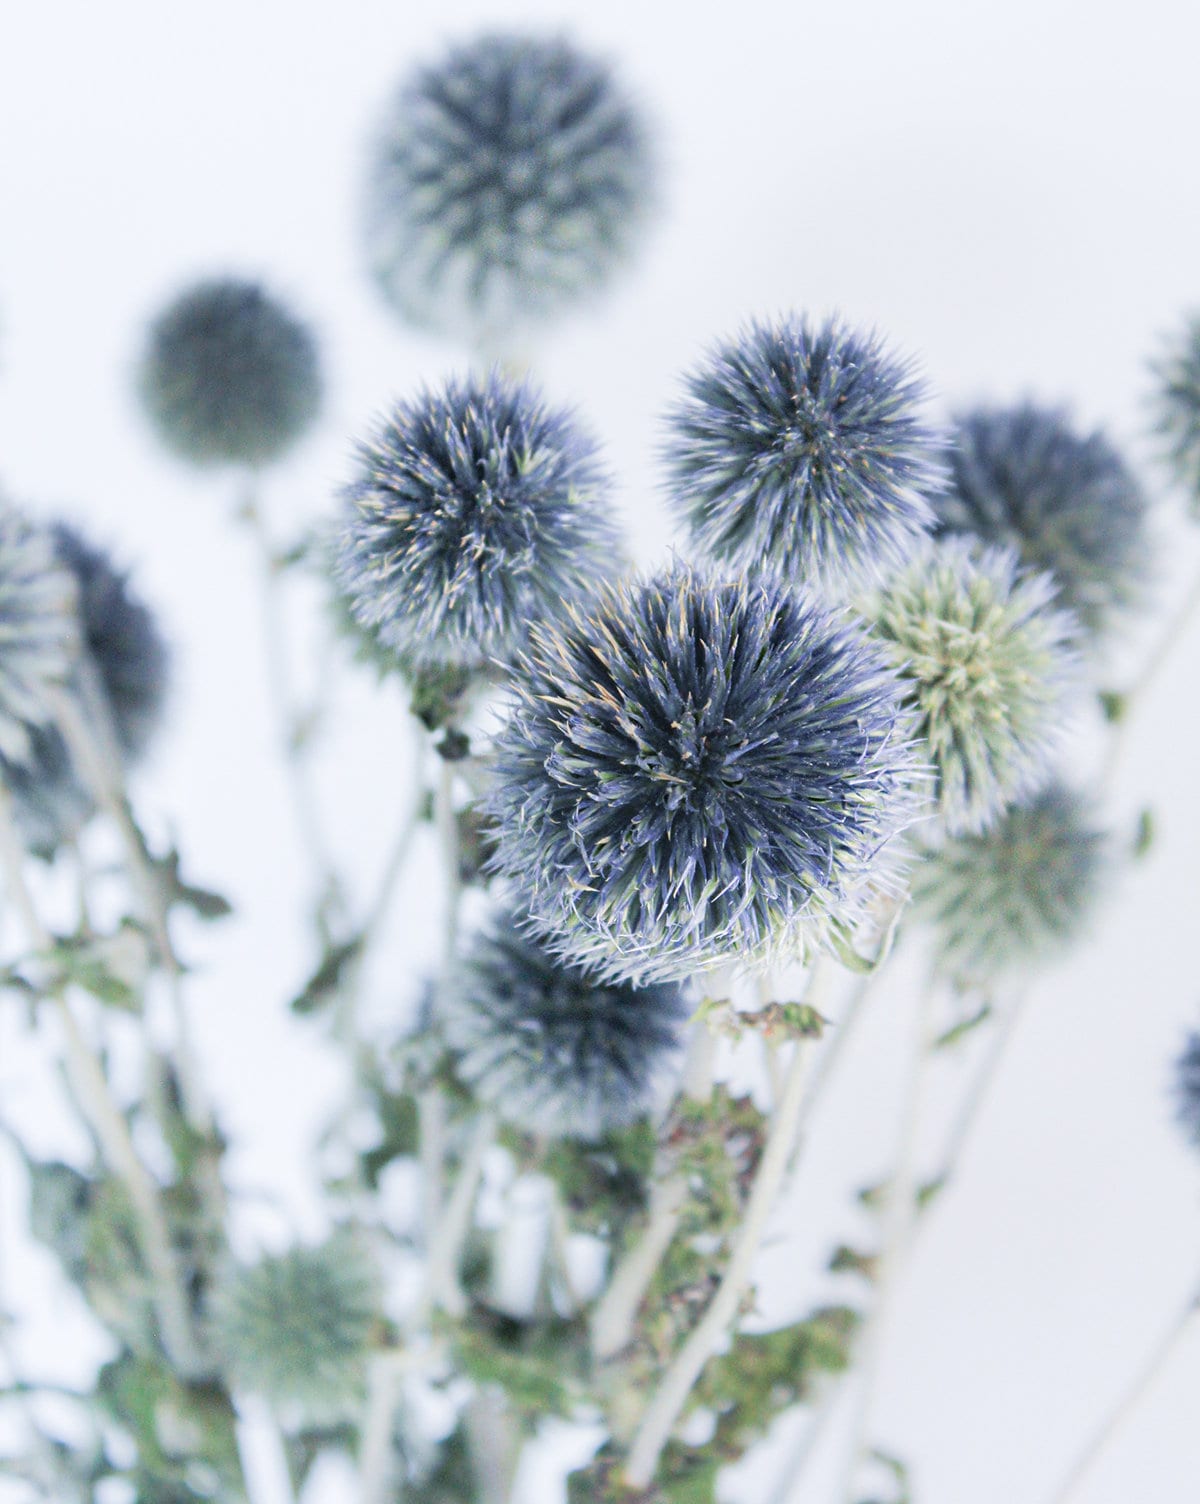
[913,782,1109,983]
[934,403,1150,639]
[0,506,79,764]
[211,1233,380,1423]
[334,369,619,673]
[0,523,169,856]
[443,914,688,1140]
[1173,1031,1200,1151]
[138,277,322,469]
[487,565,924,984]
[663,314,943,592]
[365,31,654,343]
[867,537,1080,836]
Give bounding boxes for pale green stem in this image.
[408,1112,495,1332]
[1045,1276,1200,1504]
[622,957,835,1489]
[359,1350,409,1504]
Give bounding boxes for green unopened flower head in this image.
[913,783,1109,983]
[0,507,78,764]
[212,1233,379,1422]
[868,538,1080,835]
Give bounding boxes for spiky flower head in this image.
[212,1233,379,1422]
[934,404,1149,639]
[1,524,169,855]
[868,538,1079,836]
[487,566,922,983]
[334,370,619,671]
[443,916,687,1139]
[364,32,654,344]
[0,507,77,764]
[1152,316,1200,511]
[1172,1031,1200,1151]
[913,783,1108,984]
[662,316,942,594]
[138,278,322,468]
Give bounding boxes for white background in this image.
[2,2,1200,1502]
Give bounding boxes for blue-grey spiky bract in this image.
[934,404,1149,639]
[1152,316,1200,511]
[1173,1032,1200,1151]
[868,538,1079,836]
[0,525,169,856]
[0,507,78,765]
[913,783,1109,983]
[364,32,654,343]
[334,370,619,671]
[443,916,687,1140]
[212,1233,379,1422]
[487,567,922,983]
[663,316,942,594]
[138,278,322,468]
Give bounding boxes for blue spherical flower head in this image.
[913,783,1109,984]
[0,507,78,765]
[1,524,169,856]
[365,32,655,344]
[1173,1031,1200,1152]
[935,404,1150,640]
[443,915,687,1140]
[488,567,923,984]
[334,370,620,672]
[1152,316,1200,512]
[663,316,943,594]
[138,277,322,468]
[867,538,1081,836]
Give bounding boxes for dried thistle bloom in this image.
[1,524,169,855]
[138,278,322,468]
[663,315,942,593]
[211,1234,379,1422]
[1173,1032,1200,1150]
[488,566,922,983]
[0,507,77,764]
[868,538,1080,835]
[364,32,654,343]
[935,404,1150,639]
[1153,316,1200,510]
[334,370,619,671]
[443,916,687,1140]
[913,783,1109,983]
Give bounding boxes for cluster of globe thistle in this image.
[442,914,688,1140]
[487,567,924,983]
[363,33,654,348]
[0,524,169,856]
[663,315,944,592]
[1152,315,1200,509]
[934,403,1149,640]
[210,1233,380,1422]
[138,277,322,470]
[333,369,619,673]
[1172,1032,1200,1150]
[913,783,1110,984]
[866,538,1080,835]
[0,506,79,764]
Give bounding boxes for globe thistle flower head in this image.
[138,278,322,468]
[868,538,1080,836]
[487,566,924,984]
[365,32,655,344]
[913,783,1109,984]
[0,507,78,764]
[334,369,619,671]
[0,524,169,855]
[935,404,1150,639]
[443,916,688,1139]
[662,316,943,594]
[212,1233,379,1422]
[1172,1031,1200,1152]
[1152,316,1200,511]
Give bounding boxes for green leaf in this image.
[291,936,365,1015]
[933,1001,992,1050]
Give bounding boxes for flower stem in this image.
[1045,1275,1200,1504]
[590,1172,688,1364]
